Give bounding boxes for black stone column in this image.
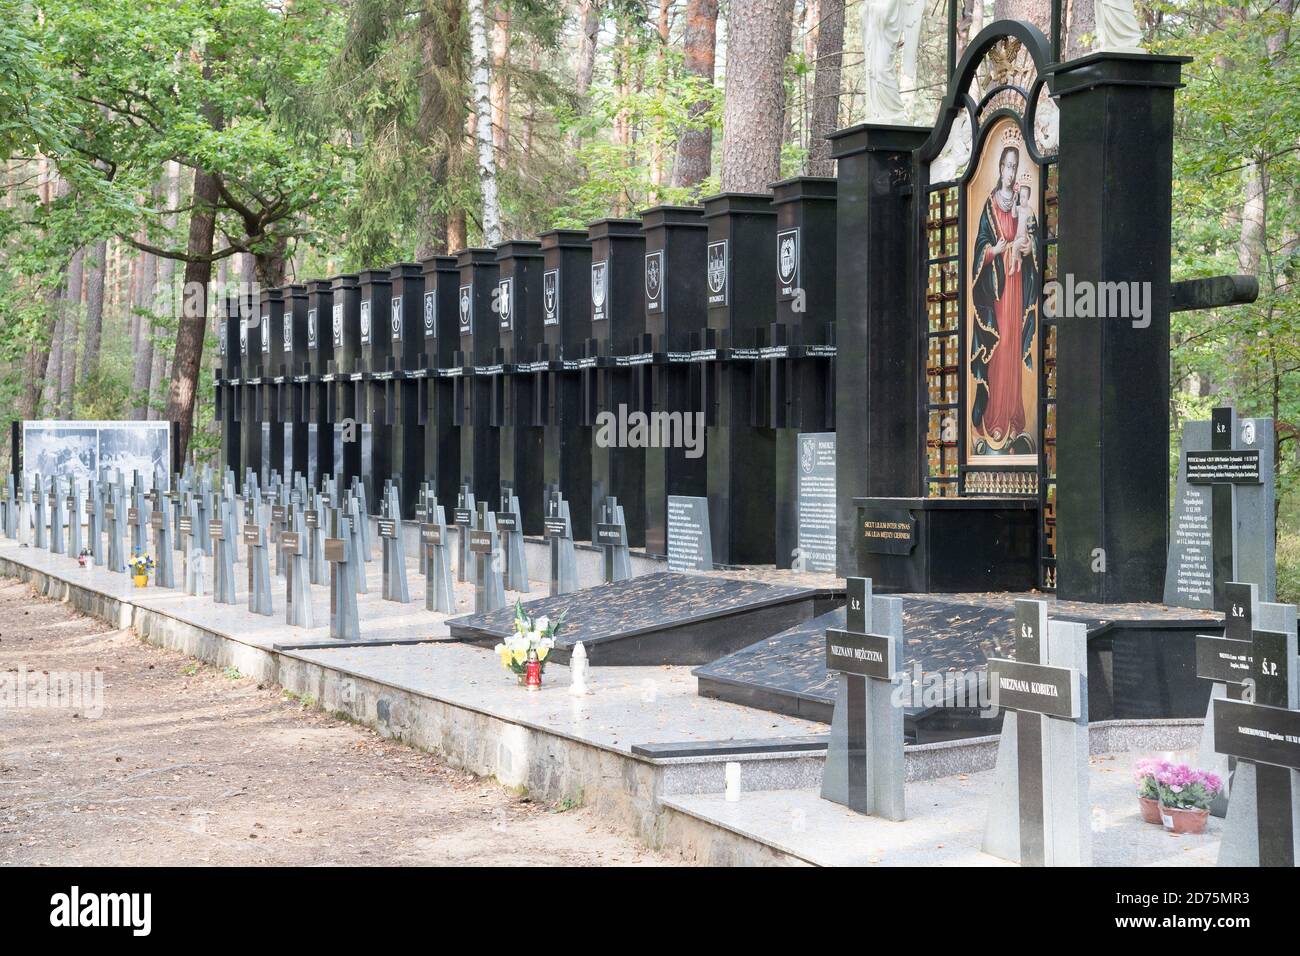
[538,229,593,541]
[771,177,837,569]
[828,124,930,576]
[495,240,546,534]
[283,283,311,483]
[329,273,362,494]
[357,269,393,504]
[456,248,502,506]
[240,290,264,486]
[259,287,286,484]
[304,279,335,487]
[587,218,648,547]
[389,262,425,515]
[702,193,777,565]
[641,205,708,557]
[420,255,461,518]
[1047,53,1188,603]
[217,293,244,486]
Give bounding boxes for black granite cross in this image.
[1213,615,1299,867]
[822,577,900,816]
[985,600,1084,867]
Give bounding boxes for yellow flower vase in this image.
[133,574,148,588]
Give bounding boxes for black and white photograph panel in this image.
[94,421,171,491]
[21,421,98,486]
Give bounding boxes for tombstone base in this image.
[853,496,1038,593]
[449,572,838,666]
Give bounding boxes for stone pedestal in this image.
[587,219,648,548]
[329,273,363,495]
[420,255,462,518]
[357,269,393,505]
[702,192,777,565]
[641,205,708,557]
[1047,52,1189,603]
[770,178,837,569]
[456,248,502,506]
[389,262,426,515]
[495,240,546,534]
[259,288,286,485]
[282,284,312,483]
[538,230,593,542]
[828,124,930,576]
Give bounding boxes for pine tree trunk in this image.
[414,0,466,259]
[575,0,601,97]
[131,250,157,420]
[82,239,108,381]
[672,0,719,190]
[149,162,183,420]
[720,0,795,192]
[165,168,221,463]
[491,1,511,160]
[805,0,844,176]
[59,246,83,416]
[45,312,64,416]
[1064,0,1095,58]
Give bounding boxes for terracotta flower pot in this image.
[1160,804,1209,834]
[1138,795,1162,824]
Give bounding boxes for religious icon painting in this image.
[964,115,1041,466]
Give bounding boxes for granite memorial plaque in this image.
[794,432,835,571]
[666,495,712,572]
[1165,407,1275,609]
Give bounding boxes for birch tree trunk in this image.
[468,0,502,245]
[720,0,795,192]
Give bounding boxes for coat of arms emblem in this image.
[778,230,798,285]
[423,292,435,336]
[645,251,662,303]
[458,286,472,333]
[707,241,727,297]
[391,296,402,339]
[800,435,816,476]
[543,270,559,324]
[591,261,608,311]
[498,278,512,330]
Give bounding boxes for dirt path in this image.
[0,579,672,866]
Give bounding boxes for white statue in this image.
[1095,0,1144,53]
[862,0,907,124]
[897,0,926,119]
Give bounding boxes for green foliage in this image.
[553,38,722,226]
[1156,0,1300,540]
